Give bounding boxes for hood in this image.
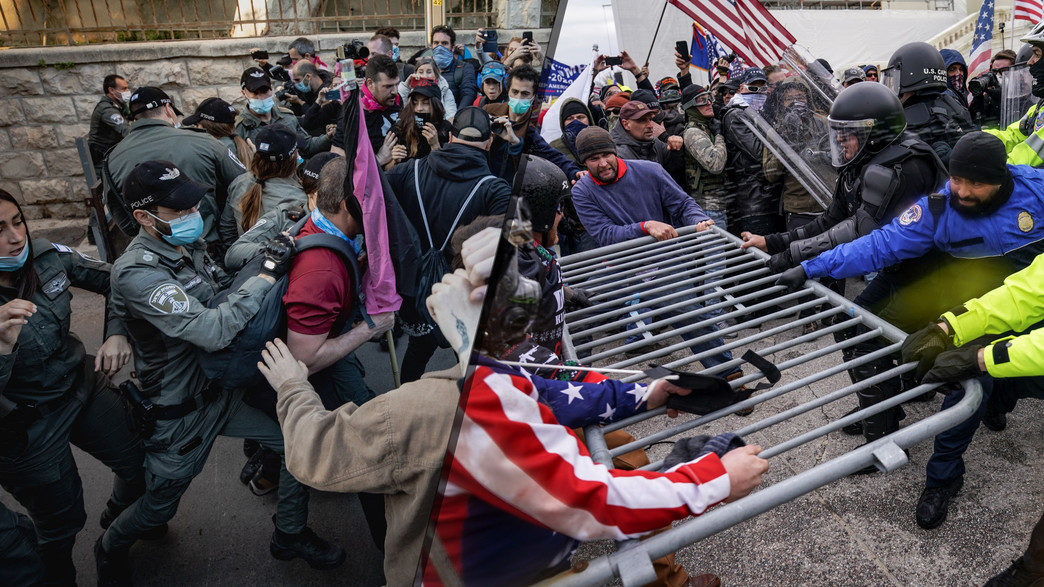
[425,142,495,180]
[939,49,967,74]
[557,97,593,129]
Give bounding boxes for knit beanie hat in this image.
[561,100,588,121]
[949,131,1007,185]
[575,126,616,162]
[660,433,747,471]
[604,92,631,111]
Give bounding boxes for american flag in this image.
[967,0,995,79]
[1014,0,1043,24]
[669,0,796,67]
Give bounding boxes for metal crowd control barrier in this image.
[539,225,982,587]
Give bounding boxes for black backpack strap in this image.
[295,233,373,328]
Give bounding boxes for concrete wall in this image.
[0,28,549,220]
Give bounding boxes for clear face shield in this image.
[827,117,874,167]
[881,65,902,95]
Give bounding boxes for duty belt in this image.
[12,363,86,421]
[150,380,221,420]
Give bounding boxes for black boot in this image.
[850,384,902,475]
[39,539,76,587]
[915,476,963,529]
[94,535,132,587]
[270,524,345,570]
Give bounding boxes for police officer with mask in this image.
[88,74,131,175]
[103,87,247,259]
[0,188,149,586]
[987,21,1044,165]
[95,161,344,585]
[881,41,976,164]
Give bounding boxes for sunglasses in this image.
[606,108,620,116]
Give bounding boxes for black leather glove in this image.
[900,323,953,381]
[922,344,984,385]
[259,233,296,279]
[775,265,806,291]
[766,250,794,273]
[564,286,594,312]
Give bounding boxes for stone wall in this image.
[0,28,550,220]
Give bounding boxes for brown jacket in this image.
[276,368,461,586]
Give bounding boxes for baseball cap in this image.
[843,67,866,85]
[241,67,272,93]
[479,62,507,84]
[301,152,340,182]
[128,87,183,118]
[123,160,209,211]
[629,89,660,110]
[452,107,492,141]
[255,126,299,161]
[743,67,768,84]
[182,97,237,126]
[619,100,656,120]
[408,77,442,102]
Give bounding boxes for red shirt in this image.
[283,218,355,337]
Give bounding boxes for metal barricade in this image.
[539,225,982,587]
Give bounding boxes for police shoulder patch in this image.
[1035,109,1044,133]
[228,149,245,169]
[42,272,70,295]
[109,113,124,125]
[898,204,923,226]
[148,283,190,314]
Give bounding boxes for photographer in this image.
[283,60,340,137]
[236,67,333,158]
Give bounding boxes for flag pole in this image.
[644,0,671,66]
[1010,0,1017,50]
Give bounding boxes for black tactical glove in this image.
[775,265,806,291]
[900,323,953,381]
[0,409,31,458]
[922,344,984,385]
[766,250,794,273]
[564,286,594,312]
[259,233,296,279]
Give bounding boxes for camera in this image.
[723,52,738,63]
[275,87,288,100]
[337,40,370,90]
[968,71,999,96]
[491,119,507,135]
[341,39,370,61]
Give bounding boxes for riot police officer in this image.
[741,82,948,448]
[88,74,131,176]
[881,41,976,164]
[0,188,148,586]
[987,21,1044,165]
[95,161,344,585]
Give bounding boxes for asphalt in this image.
[6,220,1044,586]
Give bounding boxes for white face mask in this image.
[120,90,132,103]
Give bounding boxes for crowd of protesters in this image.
[9,14,1044,587]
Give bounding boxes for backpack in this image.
[411,158,493,323]
[197,216,370,390]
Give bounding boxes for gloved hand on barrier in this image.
[775,265,806,291]
[901,322,953,380]
[922,344,985,385]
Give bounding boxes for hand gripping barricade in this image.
[536,225,982,587]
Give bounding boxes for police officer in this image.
[103,87,247,259]
[235,67,332,157]
[881,41,976,164]
[0,188,148,586]
[987,21,1044,166]
[88,74,131,175]
[741,82,947,452]
[95,161,344,584]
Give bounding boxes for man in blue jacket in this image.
[779,131,1044,529]
[484,65,583,186]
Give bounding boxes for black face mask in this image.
[1031,57,1044,97]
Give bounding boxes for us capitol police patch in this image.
[1019,210,1035,233]
[899,204,922,226]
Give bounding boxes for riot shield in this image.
[779,45,842,110]
[1001,63,1034,129]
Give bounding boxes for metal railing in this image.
[537,225,982,586]
[0,0,560,47]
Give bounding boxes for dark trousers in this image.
[0,366,145,586]
[0,501,44,587]
[1023,507,1044,574]
[924,375,993,488]
[401,332,443,383]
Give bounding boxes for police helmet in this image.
[1016,43,1035,66]
[515,155,570,235]
[827,82,906,167]
[1021,20,1044,47]
[881,42,948,94]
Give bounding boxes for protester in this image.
[386,78,453,168]
[396,56,458,121]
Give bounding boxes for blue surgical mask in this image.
[508,97,531,115]
[392,46,399,61]
[294,79,310,93]
[0,245,29,272]
[297,154,304,166]
[250,96,275,114]
[433,45,453,70]
[148,210,204,246]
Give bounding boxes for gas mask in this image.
[481,206,542,353]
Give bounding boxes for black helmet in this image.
[827,82,906,167]
[882,42,948,94]
[515,155,570,234]
[1016,43,1035,67]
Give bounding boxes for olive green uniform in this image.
[235,106,331,158]
[0,240,145,585]
[101,231,309,552]
[104,119,247,253]
[224,202,306,271]
[219,174,307,249]
[88,96,129,173]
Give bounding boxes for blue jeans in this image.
[623,284,738,374]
